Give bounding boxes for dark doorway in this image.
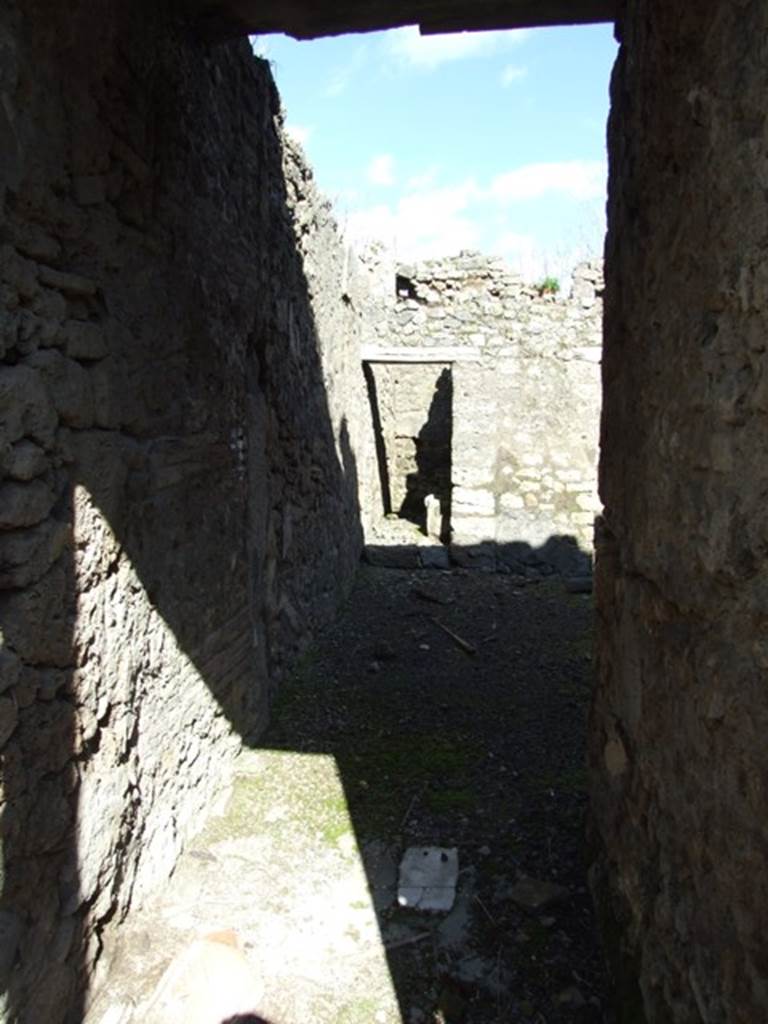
[364,361,453,543]
[398,366,453,543]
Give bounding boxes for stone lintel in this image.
[193,0,615,41]
[361,345,480,363]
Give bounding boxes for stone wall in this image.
[363,253,603,574]
[591,3,768,1021]
[0,4,366,1020]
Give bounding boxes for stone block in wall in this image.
[37,265,96,299]
[16,308,63,353]
[10,223,61,264]
[452,460,496,490]
[26,349,94,428]
[5,438,48,480]
[451,518,496,544]
[60,319,108,361]
[452,486,495,518]
[0,519,69,588]
[0,478,55,529]
[0,363,58,447]
[0,245,38,301]
[30,286,68,325]
[0,557,72,666]
[88,358,121,429]
[499,493,525,512]
[0,647,21,693]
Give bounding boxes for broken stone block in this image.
[398,847,459,912]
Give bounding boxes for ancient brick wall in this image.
[0,4,366,1020]
[591,3,768,1021]
[363,253,602,574]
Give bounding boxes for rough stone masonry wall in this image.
[365,253,602,574]
[591,3,768,1022]
[0,4,366,1021]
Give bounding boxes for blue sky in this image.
[252,23,617,281]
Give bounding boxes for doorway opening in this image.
[365,359,453,544]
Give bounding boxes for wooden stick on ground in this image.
[428,615,477,656]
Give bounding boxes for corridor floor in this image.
[91,566,607,1024]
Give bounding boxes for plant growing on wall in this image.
[537,276,560,296]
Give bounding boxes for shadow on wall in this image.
[363,362,393,516]
[0,10,365,1023]
[398,367,453,542]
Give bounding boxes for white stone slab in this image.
[397,847,459,912]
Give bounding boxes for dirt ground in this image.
[91,565,608,1024]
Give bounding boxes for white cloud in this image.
[387,26,529,70]
[341,160,607,275]
[285,123,312,147]
[367,154,396,187]
[490,160,607,202]
[406,167,440,191]
[500,64,527,86]
[326,44,368,97]
[344,180,481,260]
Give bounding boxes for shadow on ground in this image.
[259,566,607,1024]
[100,564,608,1024]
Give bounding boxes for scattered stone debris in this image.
[398,847,459,912]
